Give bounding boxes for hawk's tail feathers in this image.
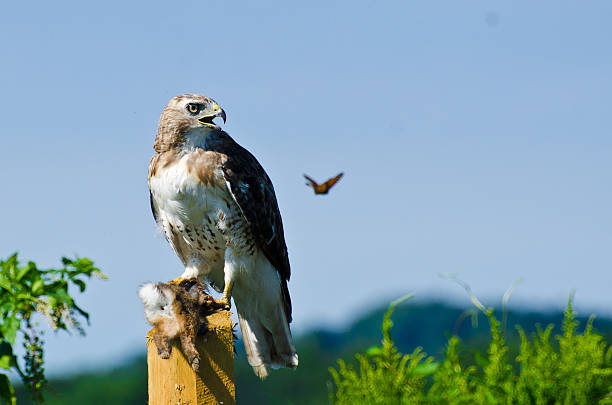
[237,305,298,379]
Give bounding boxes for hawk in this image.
[148,94,297,378]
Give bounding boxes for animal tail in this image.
[235,299,298,379]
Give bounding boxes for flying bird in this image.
[148,94,297,378]
[304,173,344,195]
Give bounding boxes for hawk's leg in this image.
[219,248,239,310]
[172,257,209,285]
[220,279,234,310]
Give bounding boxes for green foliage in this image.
[10,298,612,405]
[513,297,612,405]
[329,294,612,405]
[329,295,438,404]
[0,253,106,404]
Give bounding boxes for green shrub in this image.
[329,295,437,404]
[329,295,612,404]
[0,253,106,404]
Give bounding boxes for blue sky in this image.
[1,0,611,374]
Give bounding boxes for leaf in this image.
[414,362,439,376]
[15,293,36,302]
[0,342,13,369]
[0,276,10,292]
[43,280,66,294]
[0,373,15,405]
[366,346,383,356]
[72,278,86,293]
[46,294,57,308]
[0,318,20,345]
[31,279,44,296]
[72,303,90,322]
[0,302,13,317]
[51,288,73,305]
[15,263,32,281]
[3,255,18,280]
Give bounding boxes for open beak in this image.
[197,104,226,128]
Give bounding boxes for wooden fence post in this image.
[146,310,235,405]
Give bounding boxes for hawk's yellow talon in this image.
[169,277,185,285]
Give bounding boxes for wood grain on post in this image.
[146,310,235,405]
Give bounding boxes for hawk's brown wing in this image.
[148,153,190,266]
[206,131,293,322]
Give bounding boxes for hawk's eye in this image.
[186,104,200,114]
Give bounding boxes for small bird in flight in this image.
[303,173,344,195]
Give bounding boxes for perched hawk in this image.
[148,94,297,378]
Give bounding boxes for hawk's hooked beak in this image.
[217,108,227,124]
[197,103,226,128]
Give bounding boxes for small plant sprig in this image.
[0,253,107,404]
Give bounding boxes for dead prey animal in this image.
[139,279,226,371]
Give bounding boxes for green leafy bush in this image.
[329,294,612,404]
[0,253,106,404]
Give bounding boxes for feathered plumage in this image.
[147,94,297,378]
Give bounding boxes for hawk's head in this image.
[164,94,226,130]
[155,94,227,151]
